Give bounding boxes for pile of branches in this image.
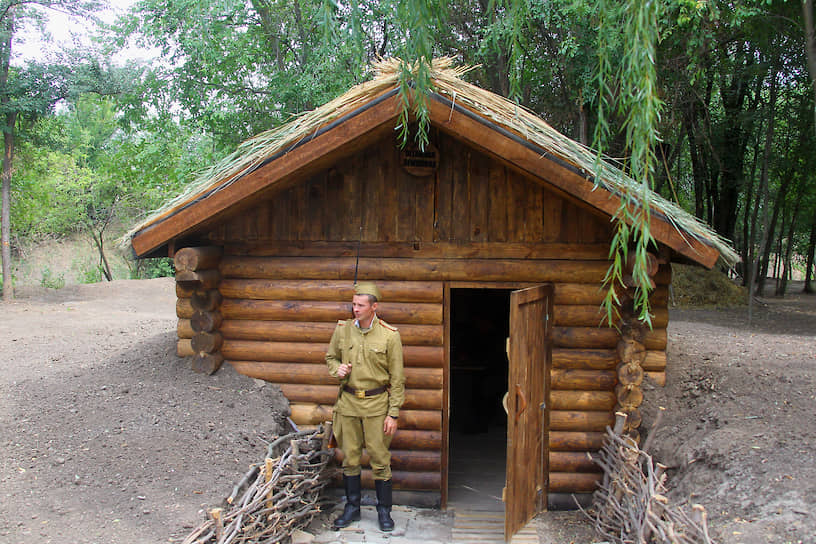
[183,425,335,544]
[583,410,715,544]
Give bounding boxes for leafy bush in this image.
[131,258,175,279]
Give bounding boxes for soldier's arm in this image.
[325,322,344,378]
[386,331,405,418]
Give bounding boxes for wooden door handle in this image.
[515,384,527,422]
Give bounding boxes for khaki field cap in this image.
[354,282,382,301]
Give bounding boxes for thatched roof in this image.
[127,57,738,268]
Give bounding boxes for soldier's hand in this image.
[337,363,352,378]
[383,416,398,436]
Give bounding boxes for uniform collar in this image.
[354,314,378,332]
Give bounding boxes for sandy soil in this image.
[1,278,814,544]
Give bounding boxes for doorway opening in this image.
[447,288,511,511]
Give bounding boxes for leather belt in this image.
[343,384,388,399]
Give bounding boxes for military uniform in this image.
[325,282,404,532]
[325,314,405,479]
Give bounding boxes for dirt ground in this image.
[1,277,814,544]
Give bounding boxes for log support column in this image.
[175,246,224,375]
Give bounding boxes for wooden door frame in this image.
[441,281,551,511]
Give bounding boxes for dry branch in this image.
[581,410,716,544]
[183,426,334,544]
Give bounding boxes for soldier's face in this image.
[352,294,377,325]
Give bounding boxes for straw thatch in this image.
[126,57,739,267]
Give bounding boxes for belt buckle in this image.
[355,389,366,399]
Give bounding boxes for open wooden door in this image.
[505,285,552,542]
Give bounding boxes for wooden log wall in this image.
[180,251,673,498]
[548,260,670,495]
[174,246,224,375]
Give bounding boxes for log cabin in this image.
[127,58,738,541]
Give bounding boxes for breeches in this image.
[333,412,393,480]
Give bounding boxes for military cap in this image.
[354,281,382,301]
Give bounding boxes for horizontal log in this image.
[550,390,616,411]
[642,351,666,371]
[177,298,193,319]
[549,411,615,432]
[229,241,611,261]
[192,331,223,353]
[178,319,193,339]
[333,449,441,472]
[218,279,443,303]
[191,310,223,333]
[553,327,666,350]
[220,299,443,325]
[230,361,442,389]
[553,284,668,307]
[551,369,617,391]
[191,289,223,312]
[645,371,666,386]
[554,305,668,328]
[290,403,441,431]
[549,451,601,473]
[263,381,443,411]
[334,469,440,491]
[177,339,193,358]
[220,256,613,283]
[174,246,223,271]
[219,319,443,346]
[552,349,617,370]
[549,431,606,452]
[548,471,602,493]
[220,341,444,369]
[176,269,221,290]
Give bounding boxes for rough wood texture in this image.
[268,382,442,411]
[554,305,668,328]
[550,390,617,411]
[220,341,444,369]
[553,327,667,350]
[289,403,442,431]
[191,310,223,333]
[191,289,223,312]
[220,299,443,325]
[177,338,193,358]
[333,449,441,472]
[174,246,223,271]
[219,319,443,346]
[551,369,617,391]
[229,361,442,389]
[220,256,612,283]
[192,331,224,353]
[218,279,443,303]
[550,431,606,451]
[176,269,221,290]
[192,353,224,375]
[178,319,194,339]
[549,451,603,473]
[550,410,616,432]
[549,471,602,493]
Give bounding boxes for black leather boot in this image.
[332,474,361,529]
[375,479,394,532]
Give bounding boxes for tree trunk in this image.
[0,10,14,301]
[777,185,805,296]
[804,0,816,136]
[804,215,816,294]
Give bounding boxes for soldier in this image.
[325,282,405,532]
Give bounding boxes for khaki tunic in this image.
[325,315,405,478]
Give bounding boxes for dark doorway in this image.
[447,288,511,511]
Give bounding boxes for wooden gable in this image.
[206,130,612,248]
